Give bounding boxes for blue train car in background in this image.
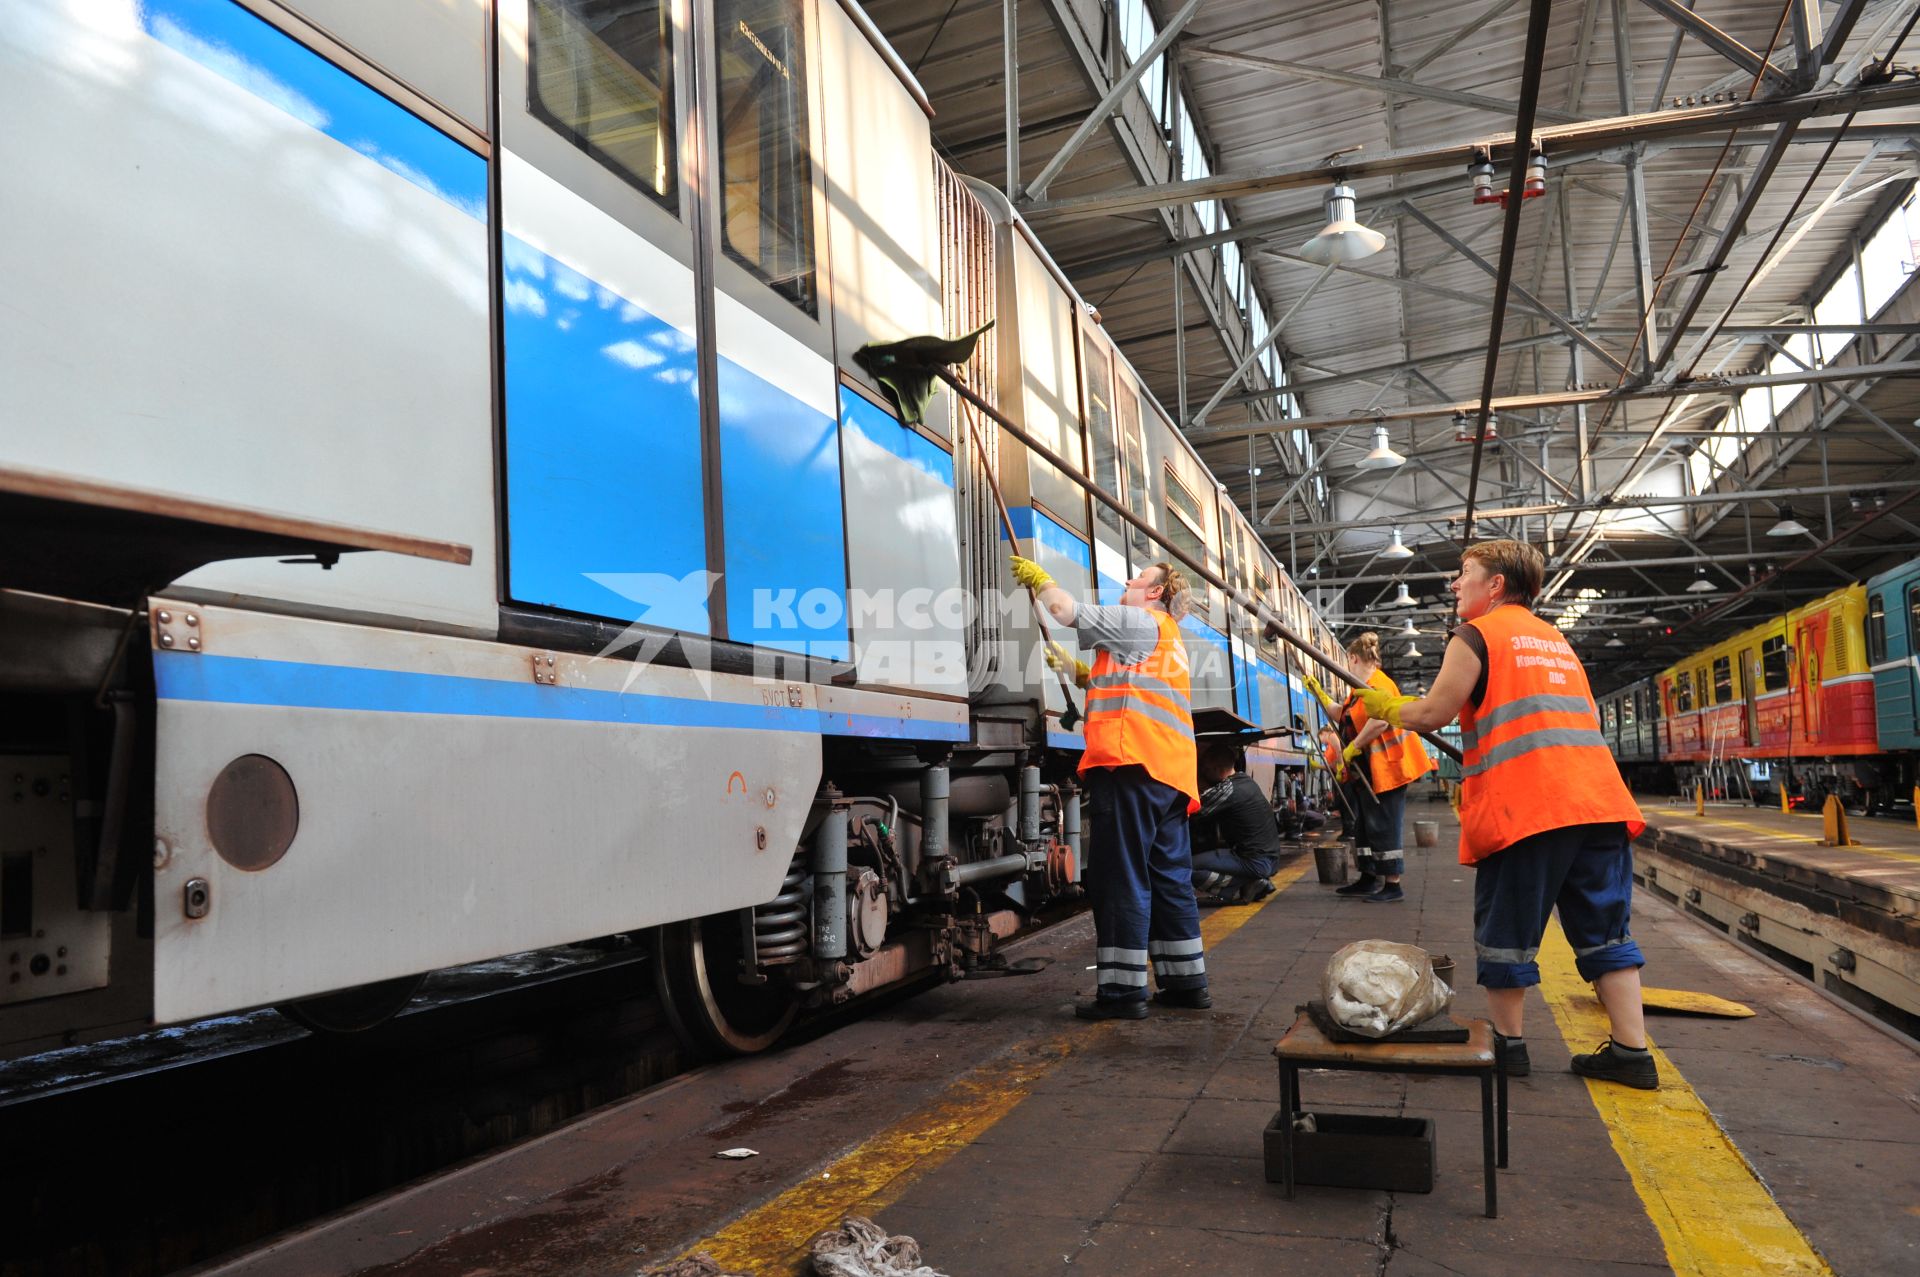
[1866,556,1920,797]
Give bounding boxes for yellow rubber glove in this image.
[1008,554,1054,593]
[1301,673,1338,714]
[1357,686,1419,730]
[1045,640,1092,689]
[1341,742,1363,765]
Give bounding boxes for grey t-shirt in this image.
[1071,602,1163,666]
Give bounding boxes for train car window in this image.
[529,0,677,207]
[1712,656,1732,702]
[1165,466,1205,530]
[1762,634,1790,689]
[1909,586,1920,649]
[1602,701,1617,732]
[715,0,816,314]
[1163,472,1211,604]
[1622,694,1635,727]
[1672,676,1691,713]
[1866,593,1886,663]
[1115,388,1150,560]
[1694,668,1709,707]
[1084,341,1120,537]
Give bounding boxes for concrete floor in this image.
[201,803,1920,1276]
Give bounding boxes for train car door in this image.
[698,0,848,658]
[1907,585,1920,743]
[1741,651,1761,747]
[1797,617,1826,742]
[496,0,713,632]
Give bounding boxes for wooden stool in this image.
[1273,1011,1509,1217]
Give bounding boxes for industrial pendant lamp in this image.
[1381,526,1414,559]
[1386,582,1416,608]
[1766,504,1810,537]
[1405,641,1422,659]
[1299,184,1386,264]
[1605,635,1626,648]
[1357,425,1406,471]
[1397,616,1419,636]
[1685,567,1718,594]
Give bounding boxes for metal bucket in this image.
[1413,819,1440,848]
[1313,841,1352,885]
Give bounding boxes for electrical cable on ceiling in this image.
[1459,0,1556,547]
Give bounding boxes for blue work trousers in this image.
[1361,781,1409,877]
[1083,765,1207,1003]
[1191,847,1275,885]
[1473,821,1646,988]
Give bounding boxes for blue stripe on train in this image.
[717,359,849,660]
[839,393,955,486]
[140,0,485,216]
[155,653,967,740]
[501,234,712,633]
[1004,507,1091,569]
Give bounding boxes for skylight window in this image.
[1686,179,1917,495]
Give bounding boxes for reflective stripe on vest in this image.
[1079,610,1200,811]
[1455,605,1643,864]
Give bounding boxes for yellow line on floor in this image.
[686,856,1316,1274]
[1536,920,1833,1276]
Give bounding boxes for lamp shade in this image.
[1299,185,1386,264]
[1397,616,1419,636]
[1605,635,1626,648]
[1686,572,1718,594]
[1386,582,1416,608]
[1766,505,1809,537]
[1381,527,1414,559]
[1357,425,1406,471]
[1405,641,1421,658]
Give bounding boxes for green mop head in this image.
[851,323,994,426]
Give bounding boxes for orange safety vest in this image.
[1456,604,1644,864]
[1080,610,1200,813]
[1344,669,1436,793]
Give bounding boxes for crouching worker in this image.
[1013,554,1209,1020]
[1352,539,1656,1089]
[1190,742,1282,904]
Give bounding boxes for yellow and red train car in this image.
[1652,584,1880,803]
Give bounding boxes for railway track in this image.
[0,906,1088,1277]
[0,941,682,1277]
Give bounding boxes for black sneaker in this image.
[1362,883,1405,903]
[1334,875,1379,897]
[1152,987,1213,1010]
[1496,1035,1530,1077]
[1075,998,1148,1021]
[1570,1039,1659,1090]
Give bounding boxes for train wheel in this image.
[276,973,426,1033]
[655,914,796,1055]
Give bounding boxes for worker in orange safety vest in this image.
[1348,539,1656,1090]
[1011,553,1208,1022]
[1307,632,1435,903]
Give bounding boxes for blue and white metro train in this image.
[0,0,1348,1055]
